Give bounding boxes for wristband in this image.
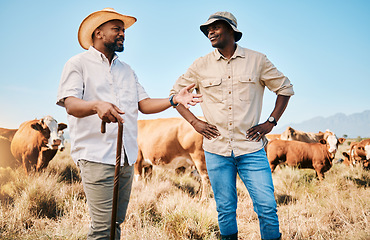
[169,95,178,107]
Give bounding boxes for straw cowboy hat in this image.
[78,8,137,50]
[200,11,242,42]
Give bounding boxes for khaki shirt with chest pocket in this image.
[170,44,294,157]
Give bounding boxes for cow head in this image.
[342,151,351,166]
[57,125,67,151]
[323,130,345,154]
[281,126,295,140]
[31,116,67,150]
[342,151,356,166]
[342,152,350,162]
[319,136,344,160]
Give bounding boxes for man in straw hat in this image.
[57,8,202,239]
[170,12,294,240]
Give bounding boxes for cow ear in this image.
[58,123,68,131]
[31,122,43,132]
[338,138,346,144]
[319,139,327,144]
[342,152,349,158]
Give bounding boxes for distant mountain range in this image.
[273,110,370,138]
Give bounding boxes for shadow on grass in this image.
[275,193,297,205]
[57,165,81,184]
[345,175,370,188]
[172,182,198,198]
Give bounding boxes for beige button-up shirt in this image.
[170,45,294,157]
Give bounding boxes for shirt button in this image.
[228,76,231,79]
[229,106,232,110]
[229,122,232,126]
[229,91,231,94]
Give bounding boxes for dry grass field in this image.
[0,139,369,240]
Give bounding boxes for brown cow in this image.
[0,127,18,141]
[265,134,281,141]
[341,140,370,169]
[341,142,361,167]
[280,127,324,142]
[356,139,370,169]
[0,136,19,169]
[135,118,210,199]
[280,127,341,142]
[341,151,353,167]
[10,116,67,174]
[280,127,345,154]
[267,138,344,180]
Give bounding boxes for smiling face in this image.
[94,19,125,52]
[206,20,235,49]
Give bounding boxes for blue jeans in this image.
[205,149,280,240]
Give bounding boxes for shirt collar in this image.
[214,44,245,61]
[88,46,119,63]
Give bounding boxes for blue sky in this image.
[0,0,369,133]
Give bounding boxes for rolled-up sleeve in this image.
[260,55,294,96]
[170,62,200,96]
[56,59,84,107]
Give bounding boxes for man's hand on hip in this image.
[192,119,220,140]
[246,122,274,142]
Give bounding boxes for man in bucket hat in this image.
[170,12,294,240]
[57,8,202,239]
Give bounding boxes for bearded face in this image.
[94,19,125,53]
[104,37,124,52]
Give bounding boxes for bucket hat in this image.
[200,11,242,42]
[78,8,137,50]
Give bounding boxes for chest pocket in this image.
[200,78,223,103]
[237,75,258,102]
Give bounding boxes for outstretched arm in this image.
[138,83,202,114]
[246,95,290,141]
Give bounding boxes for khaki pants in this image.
[78,157,133,240]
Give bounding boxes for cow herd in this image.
[275,126,370,172]
[134,120,369,185]
[1,117,369,191]
[267,127,346,180]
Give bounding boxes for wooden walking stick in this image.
[101,121,124,240]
